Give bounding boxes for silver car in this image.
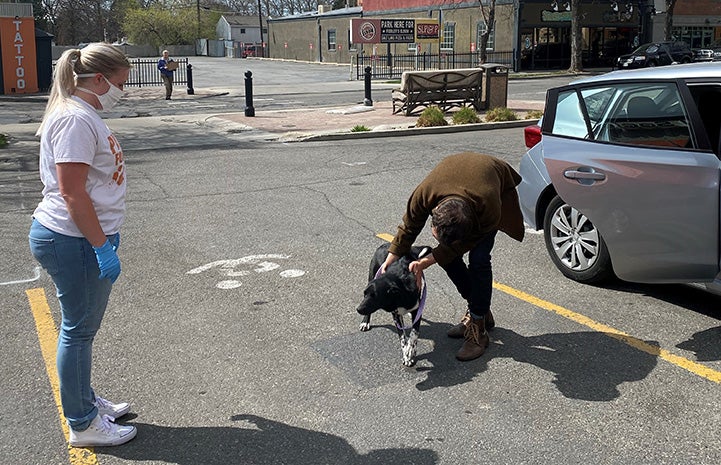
[519,62,721,294]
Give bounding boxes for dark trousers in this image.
[439,230,497,319]
[161,74,173,98]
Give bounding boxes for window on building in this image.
[476,20,495,50]
[671,26,714,48]
[240,28,245,34]
[407,43,417,52]
[441,22,455,50]
[328,29,337,51]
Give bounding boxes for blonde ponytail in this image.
[37,43,131,135]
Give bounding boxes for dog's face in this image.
[356,260,420,316]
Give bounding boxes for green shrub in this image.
[416,106,448,127]
[484,107,518,122]
[0,133,8,148]
[351,125,371,132]
[451,107,481,125]
[526,110,544,120]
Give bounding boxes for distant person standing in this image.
[157,49,175,100]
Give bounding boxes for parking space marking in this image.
[495,282,721,384]
[25,287,99,465]
[376,233,721,384]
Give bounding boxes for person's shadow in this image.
[99,414,438,464]
[415,324,659,401]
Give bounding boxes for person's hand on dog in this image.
[380,252,400,274]
[409,255,436,289]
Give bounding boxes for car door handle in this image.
[563,169,606,181]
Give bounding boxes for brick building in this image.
[266,0,721,71]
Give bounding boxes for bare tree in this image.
[478,0,496,64]
[568,0,583,72]
[664,0,677,40]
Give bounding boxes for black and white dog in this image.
[357,242,432,366]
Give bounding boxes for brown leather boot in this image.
[447,310,494,338]
[456,317,489,361]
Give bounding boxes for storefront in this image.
[518,0,641,69]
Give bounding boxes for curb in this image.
[296,118,539,142]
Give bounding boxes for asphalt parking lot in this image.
[1,59,720,465]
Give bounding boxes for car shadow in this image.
[603,280,721,362]
[97,414,438,464]
[676,326,721,361]
[416,323,658,402]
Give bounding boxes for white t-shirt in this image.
[33,96,126,237]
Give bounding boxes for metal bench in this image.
[391,68,484,116]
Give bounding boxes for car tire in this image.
[647,61,657,67]
[543,195,614,284]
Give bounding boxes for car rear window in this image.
[550,83,693,149]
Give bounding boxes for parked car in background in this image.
[616,41,693,69]
[692,40,721,62]
[693,48,715,62]
[518,63,721,295]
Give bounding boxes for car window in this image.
[550,83,694,149]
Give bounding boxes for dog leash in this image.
[374,268,427,330]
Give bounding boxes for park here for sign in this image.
[350,18,440,44]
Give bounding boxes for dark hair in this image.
[431,197,473,246]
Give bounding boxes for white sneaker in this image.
[69,414,137,447]
[94,395,130,419]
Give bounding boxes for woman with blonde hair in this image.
[29,43,136,447]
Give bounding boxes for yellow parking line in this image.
[376,233,721,384]
[25,288,99,465]
[495,282,721,384]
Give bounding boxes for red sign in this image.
[350,19,381,44]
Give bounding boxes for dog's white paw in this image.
[400,330,419,366]
[359,321,371,332]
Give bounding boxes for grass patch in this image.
[451,107,481,125]
[351,125,371,132]
[525,110,544,120]
[484,107,518,122]
[416,106,448,127]
[0,133,8,148]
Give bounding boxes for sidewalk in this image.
[0,85,545,144]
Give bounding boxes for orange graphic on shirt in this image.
[108,134,125,186]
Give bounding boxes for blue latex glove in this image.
[93,239,121,283]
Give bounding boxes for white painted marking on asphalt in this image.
[188,254,305,289]
[342,162,367,166]
[0,266,41,286]
[280,269,305,278]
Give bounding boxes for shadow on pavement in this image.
[415,325,658,401]
[98,414,438,464]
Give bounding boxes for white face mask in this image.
[75,74,125,110]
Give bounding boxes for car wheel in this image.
[647,61,656,67]
[543,195,614,284]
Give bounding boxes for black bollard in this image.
[363,66,373,106]
[186,63,195,95]
[244,70,255,117]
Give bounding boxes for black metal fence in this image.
[355,50,514,80]
[126,58,189,87]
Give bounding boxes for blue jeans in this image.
[28,219,118,431]
[439,230,497,320]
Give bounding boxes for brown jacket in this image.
[388,152,524,266]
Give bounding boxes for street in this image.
[1,61,720,465]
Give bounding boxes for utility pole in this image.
[257,0,264,57]
[196,0,201,38]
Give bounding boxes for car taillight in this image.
[524,124,542,148]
